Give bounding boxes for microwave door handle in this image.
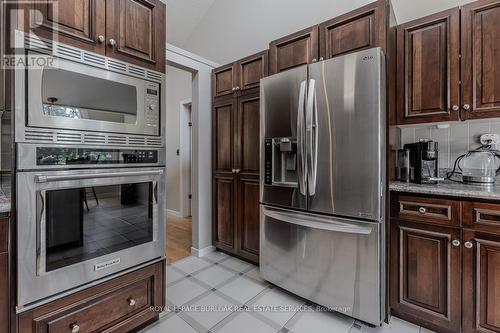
[264,209,372,235]
[306,79,318,196]
[297,80,307,196]
[36,169,164,183]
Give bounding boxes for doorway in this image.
[179,99,192,218]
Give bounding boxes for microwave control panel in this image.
[145,82,160,128]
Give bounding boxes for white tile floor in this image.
[141,253,435,333]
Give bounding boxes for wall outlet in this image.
[480,134,500,145]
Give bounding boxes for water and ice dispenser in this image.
[264,137,298,187]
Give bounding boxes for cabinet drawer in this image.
[47,279,150,333]
[18,262,164,333]
[0,216,8,253]
[463,201,500,233]
[391,194,460,226]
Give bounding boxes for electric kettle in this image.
[461,149,499,184]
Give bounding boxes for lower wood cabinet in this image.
[18,261,165,333]
[0,252,8,333]
[463,229,500,333]
[390,219,462,333]
[390,193,500,333]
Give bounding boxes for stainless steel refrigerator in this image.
[260,48,386,326]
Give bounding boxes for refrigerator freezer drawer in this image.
[260,205,382,325]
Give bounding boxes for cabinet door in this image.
[462,0,500,120]
[463,229,500,333]
[106,0,166,72]
[20,0,106,54]
[390,220,461,333]
[234,92,260,263]
[237,51,268,93]
[213,174,236,253]
[236,176,259,263]
[0,253,8,333]
[269,26,319,74]
[319,1,385,59]
[212,63,237,98]
[396,8,460,124]
[212,97,236,174]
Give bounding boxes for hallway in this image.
[166,215,192,263]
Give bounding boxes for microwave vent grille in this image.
[23,33,164,84]
[146,138,162,147]
[57,133,83,143]
[84,134,107,144]
[25,129,55,142]
[128,137,146,145]
[107,135,128,145]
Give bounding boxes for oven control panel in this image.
[145,83,160,128]
[36,147,159,166]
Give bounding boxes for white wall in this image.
[166,65,192,213]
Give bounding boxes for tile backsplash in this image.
[397,119,500,169]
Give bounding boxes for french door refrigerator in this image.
[260,48,386,326]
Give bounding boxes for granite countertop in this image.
[0,176,11,213]
[390,180,500,201]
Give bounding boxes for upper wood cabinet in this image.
[0,0,4,112]
[269,26,319,74]
[396,8,460,124]
[463,229,500,333]
[319,1,386,60]
[19,0,165,72]
[213,50,268,98]
[106,0,166,71]
[461,0,500,120]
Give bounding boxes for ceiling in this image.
[166,0,474,65]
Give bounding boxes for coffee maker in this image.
[398,140,439,184]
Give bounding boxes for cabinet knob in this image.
[418,207,427,214]
[452,240,461,247]
[452,105,459,111]
[464,241,474,249]
[235,86,240,91]
[319,57,324,61]
[71,324,80,333]
[463,104,471,111]
[232,169,236,173]
[128,298,137,306]
[235,169,241,174]
[97,35,105,43]
[312,58,318,63]
[108,38,117,47]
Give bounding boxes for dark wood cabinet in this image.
[212,87,262,263]
[390,219,462,333]
[18,261,165,333]
[461,0,500,120]
[20,0,107,54]
[0,0,4,112]
[269,26,319,74]
[463,229,500,333]
[319,1,386,59]
[396,8,460,124]
[19,0,166,72]
[213,51,268,98]
[106,0,166,71]
[0,215,8,333]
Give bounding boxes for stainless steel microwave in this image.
[14,31,165,146]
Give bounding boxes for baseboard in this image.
[191,246,215,258]
[166,209,182,218]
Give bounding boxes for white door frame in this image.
[167,44,219,257]
[179,98,192,218]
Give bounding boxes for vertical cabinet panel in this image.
[0,0,4,112]
[212,98,235,173]
[106,0,165,71]
[463,230,500,333]
[390,220,461,333]
[269,26,319,74]
[236,178,260,262]
[236,93,260,174]
[319,2,382,59]
[396,8,460,124]
[462,0,500,120]
[213,175,236,251]
[21,0,106,54]
[0,253,8,333]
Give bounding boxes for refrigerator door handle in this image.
[306,79,318,196]
[297,80,307,196]
[263,208,373,235]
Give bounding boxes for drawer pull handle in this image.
[71,324,80,333]
[452,240,461,247]
[128,298,137,306]
[465,241,474,249]
[418,207,427,214]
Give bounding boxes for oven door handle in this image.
[35,170,164,183]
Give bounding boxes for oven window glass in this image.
[45,182,154,272]
[41,68,138,124]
